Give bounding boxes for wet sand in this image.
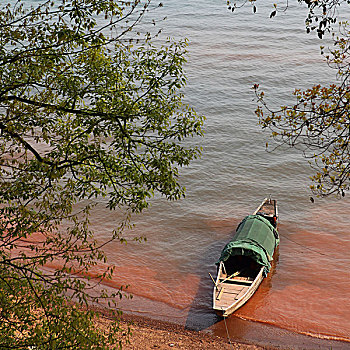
[95,310,271,350]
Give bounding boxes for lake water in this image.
[28,1,350,348]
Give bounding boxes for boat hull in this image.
[212,198,278,317]
[213,264,264,317]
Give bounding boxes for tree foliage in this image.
[302,0,347,38]
[227,0,350,198]
[227,0,349,38]
[255,22,350,197]
[0,0,203,348]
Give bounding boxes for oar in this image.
[208,272,217,287]
[209,270,240,288]
[218,270,241,285]
[209,268,247,288]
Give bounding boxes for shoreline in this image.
[94,308,272,349]
[93,306,350,350]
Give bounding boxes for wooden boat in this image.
[212,198,279,317]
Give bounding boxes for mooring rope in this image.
[222,313,235,349]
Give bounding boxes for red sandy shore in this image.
[95,311,275,350]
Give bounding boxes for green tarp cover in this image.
[218,215,279,274]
